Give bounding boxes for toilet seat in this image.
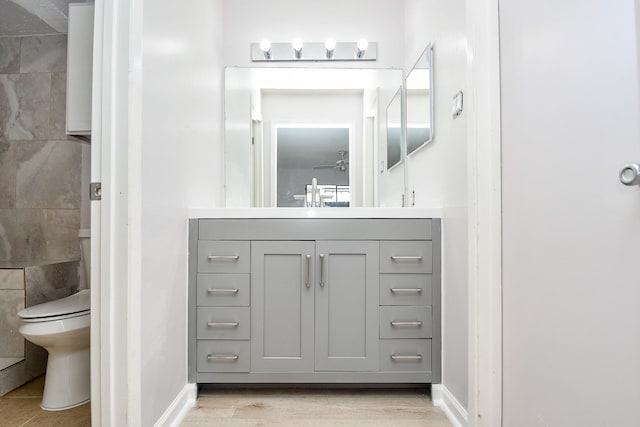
[19,289,90,322]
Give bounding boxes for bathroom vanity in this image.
[188,209,441,385]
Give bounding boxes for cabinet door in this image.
[315,241,379,371]
[251,241,315,372]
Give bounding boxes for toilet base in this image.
[41,347,90,411]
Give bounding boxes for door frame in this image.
[92,0,505,425]
[465,0,503,425]
[91,0,141,425]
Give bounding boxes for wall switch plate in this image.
[453,91,463,118]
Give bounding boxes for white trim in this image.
[153,383,197,427]
[433,384,469,427]
[92,0,137,425]
[465,0,503,426]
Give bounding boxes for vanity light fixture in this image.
[250,39,377,62]
[292,38,303,59]
[356,38,368,58]
[260,39,272,59]
[325,38,336,59]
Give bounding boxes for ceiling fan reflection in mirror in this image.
[313,150,349,172]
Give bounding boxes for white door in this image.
[500,0,640,425]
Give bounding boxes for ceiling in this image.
[0,0,81,36]
[277,127,349,170]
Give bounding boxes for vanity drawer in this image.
[197,274,250,306]
[197,340,250,373]
[379,339,431,372]
[198,241,250,273]
[380,306,432,339]
[379,241,432,274]
[197,307,250,340]
[380,274,432,306]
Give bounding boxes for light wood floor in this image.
[181,387,453,427]
[0,376,91,427]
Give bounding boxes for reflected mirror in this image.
[224,67,403,208]
[386,87,402,170]
[406,44,434,155]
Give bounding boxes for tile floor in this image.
[0,376,91,427]
[181,387,453,427]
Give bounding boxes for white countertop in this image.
[188,207,442,219]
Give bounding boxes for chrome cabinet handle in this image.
[390,255,423,261]
[207,354,239,361]
[207,288,239,294]
[390,288,422,293]
[319,254,325,287]
[390,321,422,327]
[207,255,240,261]
[391,354,422,361]
[207,322,239,327]
[306,255,311,288]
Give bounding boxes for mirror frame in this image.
[405,44,434,156]
[385,86,403,171]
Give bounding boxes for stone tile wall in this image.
[0,35,84,397]
[0,35,82,263]
[0,269,24,359]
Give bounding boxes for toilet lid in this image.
[19,289,90,319]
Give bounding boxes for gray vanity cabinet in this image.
[251,240,379,373]
[188,218,441,385]
[315,241,379,372]
[251,241,315,372]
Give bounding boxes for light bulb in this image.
[259,39,271,52]
[292,38,303,59]
[325,38,336,59]
[325,38,336,51]
[356,38,368,58]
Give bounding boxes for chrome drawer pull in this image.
[390,321,422,327]
[207,288,239,294]
[391,354,422,361]
[306,255,311,288]
[319,254,325,287]
[207,354,239,361]
[390,288,422,293]
[207,321,239,327]
[207,255,240,261]
[390,255,423,261]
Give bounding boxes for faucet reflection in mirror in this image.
[296,178,350,208]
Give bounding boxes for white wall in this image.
[221,0,405,69]
[500,0,640,425]
[137,0,223,425]
[404,0,468,409]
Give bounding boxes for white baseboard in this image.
[154,383,197,427]
[432,384,468,427]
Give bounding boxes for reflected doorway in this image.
[273,126,352,207]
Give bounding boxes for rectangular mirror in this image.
[224,67,403,208]
[386,87,402,170]
[406,44,434,155]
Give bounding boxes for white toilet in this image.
[18,229,91,411]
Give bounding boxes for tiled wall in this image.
[0,35,82,263]
[0,269,24,359]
